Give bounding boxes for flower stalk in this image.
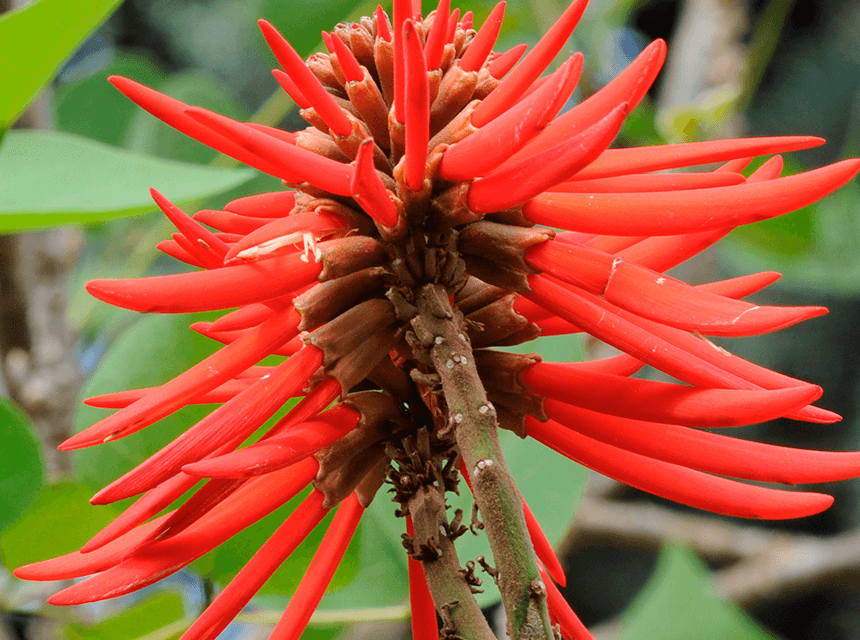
[413,282,555,640]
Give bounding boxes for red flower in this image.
[14,1,860,639]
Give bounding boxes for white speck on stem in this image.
[446,359,455,369]
[473,458,494,476]
[435,336,443,344]
[453,413,463,424]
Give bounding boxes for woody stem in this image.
[412,283,555,640]
[409,485,497,640]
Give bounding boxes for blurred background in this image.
[1,0,860,638]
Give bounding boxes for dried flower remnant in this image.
[14,1,860,640]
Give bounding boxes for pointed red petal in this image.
[392,0,412,123]
[545,399,860,485]
[180,491,329,640]
[269,493,364,640]
[225,190,296,217]
[82,472,201,552]
[91,347,324,504]
[13,513,171,581]
[107,76,284,176]
[439,53,582,182]
[210,303,278,332]
[258,20,351,136]
[469,104,628,213]
[424,0,451,70]
[511,39,666,164]
[403,19,430,191]
[548,170,745,193]
[59,307,301,451]
[272,68,312,108]
[570,136,825,181]
[47,461,318,605]
[352,139,400,226]
[458,1,506,72]
[183,406,360,478]
[193,209,275,235]
[471,0,589,126]
[375,5,392,42]
[489,43,528,78]
[86,251,320,313]
[526,240,828,337]
[523,159,860,235]
[186,106,355,195]
[330,31,363,83]
[527,417,834,519]
[522,362,820,427]
[151,189,230,259]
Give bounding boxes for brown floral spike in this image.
[14,2,860,640]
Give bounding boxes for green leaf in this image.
[65,591,186,640]
[0,398,45,532]
[618,543,776,640]
[72,311,223,492]
[55,52,169,147]
[0,0,124,130]
[0,130,255,232]
[0,482,120,569]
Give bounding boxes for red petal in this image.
[330,32,363,83]
[151,189,230,259]
[545,399,860,485]
[527,417,834,519]
[258,20,351,136]
[352,139,400,227]
[439,54,582,182]
[423,0,450,70]
[186,106,355,196]
[91,346,324,504]
[522,500,566,587]
[540,567,594,640]
[86,252,320,313]
[193,209,275,235]
[269,493,364,640]
[522,362,820,427]
[471,0,588,126]
[225,190,296,217]
[107,76,284,177]
[548,170,745,193]
[458,1,506,72]
[180,491,329,640]
[488,43,528,78]
[272,68,311,109]
[183,406,360,478]
[510,39,666,164]
[59,307,301,450]
[523,159,860,235]
[570,136,824,181]
[403,19,430,191]
[47,460,318,605]
[527,240,828,337]
[13,513,171,581]
[469,104,627,213]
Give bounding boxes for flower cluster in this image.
[15,1,860,639]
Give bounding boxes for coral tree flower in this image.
[14,1,860,639]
